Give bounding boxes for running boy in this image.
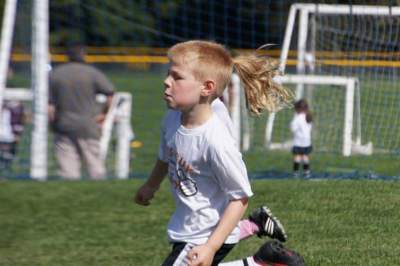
[135,40,297,266]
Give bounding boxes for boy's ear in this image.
[201,80,216,96]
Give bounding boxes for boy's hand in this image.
[187,244,216,266]
[134,184,158,206]
[134,159,168,206]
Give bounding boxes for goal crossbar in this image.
[280,4,400,73]
[291,3,400,15]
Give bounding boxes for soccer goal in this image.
[267,74,371,156]
[267,3,400,155]
[229,73,371,156]
[0,0,133,179]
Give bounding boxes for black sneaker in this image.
[253,240,306,266]
[248,206,287,242]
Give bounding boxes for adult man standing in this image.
[49,44,114,180]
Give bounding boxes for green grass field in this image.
[3,69,400,265]
[1,179,399,265]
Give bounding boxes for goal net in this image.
[229,73,368,156]
[269,74,367,156]
[268,4,400,155]
[3,1,399,179]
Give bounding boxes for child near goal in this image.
[290,99,313,178]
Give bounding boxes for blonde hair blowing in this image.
[233,54,292,115]
[168,40,292,115]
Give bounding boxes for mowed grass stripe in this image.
[0,179,399,265]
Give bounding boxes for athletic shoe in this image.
[253,240,306,266]
[249,206,287,242]
[303,171,311,179]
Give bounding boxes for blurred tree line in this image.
[49,0,290,48]
[0,0,399,48]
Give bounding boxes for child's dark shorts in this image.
[162,242,235,266]
[292,146,313,155]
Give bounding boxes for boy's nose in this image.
[164,76,171,87]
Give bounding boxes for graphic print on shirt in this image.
[168,147,198,197]
[176,167,197,197]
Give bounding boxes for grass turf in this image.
[1,179,399,265]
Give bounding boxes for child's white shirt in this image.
[210,98,235,140]
[0,108,15,142]
[158,109,253,245]
[290,113,312,147]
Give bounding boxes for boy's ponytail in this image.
[232,54,292,115]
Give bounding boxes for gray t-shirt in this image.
[49,62,114,139]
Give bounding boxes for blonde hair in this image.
[168,40,292,115]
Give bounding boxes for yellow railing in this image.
[10,47,400,67]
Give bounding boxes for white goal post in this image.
[99,92,133,179]
[279,3,400,76]
[2,89,133,179]
[267,74,367,156]
[265,3,400,156]
[230,73,371,156]
[31,0,49,179]
[226,4,400,156]
[0,0,17,113]
[0,0,49,179]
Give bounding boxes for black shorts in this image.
[162,242,236,266]
[292,146,312,155]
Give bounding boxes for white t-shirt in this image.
[158,110,253,245]
[290,113,312,147]
[166,98,236,143]
[210,98,235,139]
[0,108,15,143]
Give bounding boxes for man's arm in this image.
[96,94,114,125]
[188,197,249,266]
[134,159,168,206]
[104,94,113,113]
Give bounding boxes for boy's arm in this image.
[135,110,171,205]
[188,197,249,266]
[134,159,168,206]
